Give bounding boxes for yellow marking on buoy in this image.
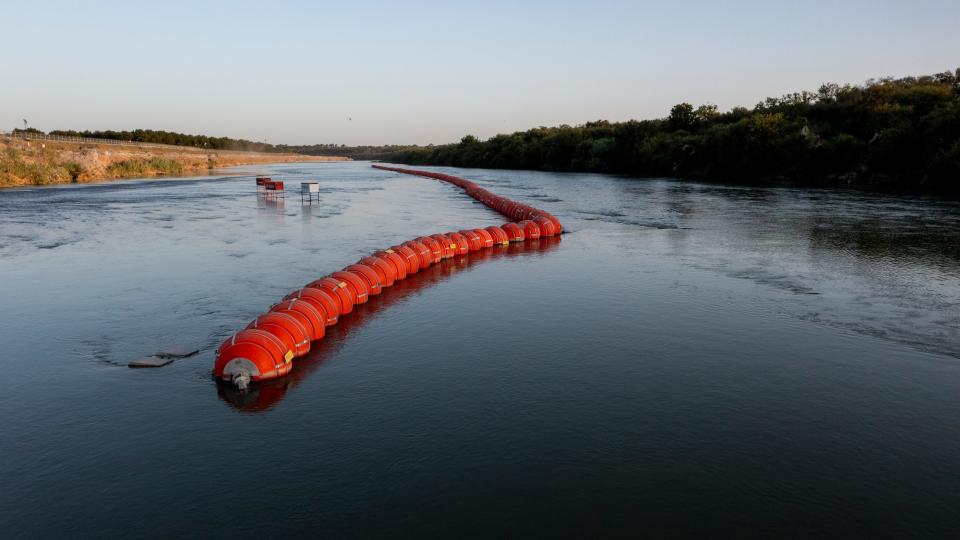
[284,350,294,362]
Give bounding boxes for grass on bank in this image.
[0,148,71,186]
[106,158,183,178]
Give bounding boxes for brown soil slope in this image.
[0,136,348,187]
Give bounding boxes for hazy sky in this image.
[2,0,957,145]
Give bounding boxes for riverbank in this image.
[0,135,348,187]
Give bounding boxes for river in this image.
[1,161,958,537]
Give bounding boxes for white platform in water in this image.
[128,356,174,368]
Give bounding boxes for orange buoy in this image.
[446,232,470,255]
[374,250,409,280]
[246,312,311,357]
[500,222,525,242]
[485,225,510,246]
[269,298,326,340]
[214,329,293,388]
[331,270,370,304]
[539,213,563,234]
[430,234,455,258]
[534,216,557,237]
[415,236,443,263]
[390,245,421,275]
[403,240,433,269]
[284,288,338,326]
[344,263,383,296]
[518,220,541,240]
[473,228,495,248]
[245,318,300,360]
[458,229,482,251]
[309,277,356,315]
[360,256,396,287]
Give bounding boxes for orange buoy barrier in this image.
[217,236,562,412]
[214,165,563,388]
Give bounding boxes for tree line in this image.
[389,70,960,192]
[16,128,277,152]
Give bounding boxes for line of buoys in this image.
[217,235,562,412]
[213,165,563,389]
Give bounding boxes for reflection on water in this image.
[2,162,960,537]
[218,236,561,412]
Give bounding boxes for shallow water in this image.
[1,162,959,537]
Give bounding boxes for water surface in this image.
[1,162,959,537]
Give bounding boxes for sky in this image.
[1,0,958,145]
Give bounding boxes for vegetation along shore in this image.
[391,70,960,193]
[0,136,346,188]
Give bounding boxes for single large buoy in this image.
[458,229,482,251]
[309,277,356,315]
[485,226,510,246]
[360,255,396,287]
[331,271,370,304]
[214,329,293,389]
[390,245,421,275]
[269,298,326,340]
[518,220,541,240]
[535,216,557,237]
[246,312,311,357]
[374,250,409,280]
[430,234,455,259]
[501,222,525,242]
[403,241,433,269]
[284,288,338,326]
[446,232,470,256]
[473,228,494,248]
[415,236,443,263]
[344,264,383,296]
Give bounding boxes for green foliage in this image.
[0,148,69,186]
[390,69,960,192]
[63,162,83,181]
[274,143,420,160]
[47,129,275,152]
[106,158,183,178]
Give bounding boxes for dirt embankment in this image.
[0,136,349,187]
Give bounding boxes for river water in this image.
[1,162,958,537]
